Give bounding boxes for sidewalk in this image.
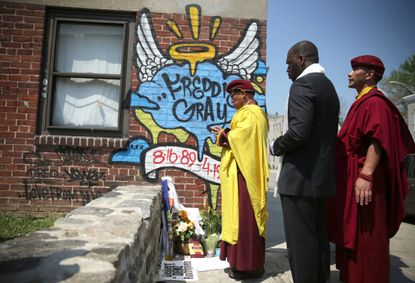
[159,176,415,282]
[196,242,292,283]
[195,222,415,283]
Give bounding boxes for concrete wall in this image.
[7,0,267,19]
[0,185,162,283]
[142,0,267,19]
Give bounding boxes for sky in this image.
[265,0,415,117]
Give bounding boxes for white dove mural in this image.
[111,4,267,207]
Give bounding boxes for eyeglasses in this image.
[230,88,245,97]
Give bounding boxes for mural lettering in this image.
[143,145,220,184]
[26,168,60,179]
[23,152,51,166]
[20,181,102,205]
[21,148,106,205]
[162,73,225,100]
[56,146,102,165]
[111,4,267,207]
[64,168,105,188]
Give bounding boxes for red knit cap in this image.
[226,79,255,93]
[351,55,385,77]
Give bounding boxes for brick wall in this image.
[1,2,46,215]
[0,1,267,216]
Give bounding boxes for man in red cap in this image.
[211,79,268,280]
[328,55,415,282]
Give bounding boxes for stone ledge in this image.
[0,185,162,283]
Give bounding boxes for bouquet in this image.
[173,210,196,242]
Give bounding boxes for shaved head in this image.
[286,40,320,81]
[289,40,319,64]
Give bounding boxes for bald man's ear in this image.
[297,55,305,65]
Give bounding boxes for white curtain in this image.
[52,23,124,128]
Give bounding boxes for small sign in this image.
[188,241,204,258]
[159,259,198,281]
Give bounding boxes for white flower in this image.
[176,222,188,233]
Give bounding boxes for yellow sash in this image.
[220,105,269,244]
[356,85,375,100]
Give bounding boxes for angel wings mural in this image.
[136,7,261,82]
[111,4,267,188]
[136,12,173,82]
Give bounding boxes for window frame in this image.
[40,8,135,138]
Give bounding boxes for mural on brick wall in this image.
[111,4,267,207]
[20,147,106,205]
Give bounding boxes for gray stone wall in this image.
[8,0,268,19]
[0,185,162,283]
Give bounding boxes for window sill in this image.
[35,135,129,148]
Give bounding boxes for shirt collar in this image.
[356,85,376,100]
[296,63,326,80]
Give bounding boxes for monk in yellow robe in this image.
[211,79,269,280]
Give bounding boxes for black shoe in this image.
[228,267,265,280]
[224,267,235,274]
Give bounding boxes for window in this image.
[41,9,134,137]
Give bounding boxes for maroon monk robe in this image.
[216,130,265,272]
[219,170,265,271]
[328,88,415,282]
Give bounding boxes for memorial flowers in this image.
[201,206,222,256]
[173,210,196,242]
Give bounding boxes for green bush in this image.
[0,213,57,242]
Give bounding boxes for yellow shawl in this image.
[356,85,376,100]
[220,104,269,244]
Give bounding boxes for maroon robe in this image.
[217,129,265,272]
[219,170,265,271]
[328,88,415,282]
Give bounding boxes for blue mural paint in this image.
[131,63,249,159]
[111,5,267,185]
[111,138,150,164]
[255,60,268,77]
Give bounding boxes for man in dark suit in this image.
[270,40,339,283]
